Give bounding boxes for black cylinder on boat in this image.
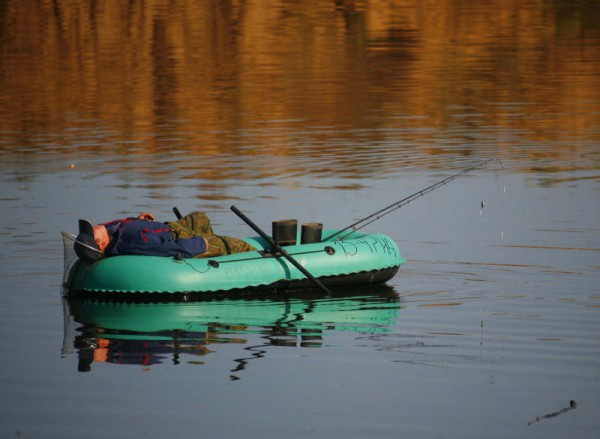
[272,219,298,246]
[301,223,323,244]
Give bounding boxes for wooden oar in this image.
[230,205,333,295]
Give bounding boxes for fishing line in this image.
[324,158,502,242]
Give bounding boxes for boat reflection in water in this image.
[62,287,400,376]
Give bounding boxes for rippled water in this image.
[1,1,599,438]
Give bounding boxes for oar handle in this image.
[230,205,333,295]
[173,207,183,220]
[230,205,277,248]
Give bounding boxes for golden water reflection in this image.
[1,0,599,177]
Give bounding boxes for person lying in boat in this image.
[74,211,255,263]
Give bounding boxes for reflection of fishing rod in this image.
[324,158,500,242]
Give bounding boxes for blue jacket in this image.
[103,219,207,258]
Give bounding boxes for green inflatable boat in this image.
[63,229,405,295]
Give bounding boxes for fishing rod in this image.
[323,157,500,242]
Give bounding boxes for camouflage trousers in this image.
[168,211,256,258]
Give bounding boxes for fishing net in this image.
[61,232,81,357]
[61,231,102,289]
[61,231,79,288]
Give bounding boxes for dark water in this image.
[1,1,599,438]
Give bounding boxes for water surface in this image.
[0,1,599,438]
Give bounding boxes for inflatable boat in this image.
[61,160,502,297]
[63,229,405,295]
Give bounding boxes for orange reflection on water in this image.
[0,0,598,176]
